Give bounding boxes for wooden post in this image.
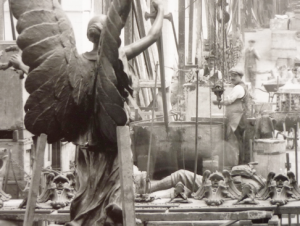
[124,3,133,46]
[0,0,4,40]
[239,0,245,42]
[3,149,11,192]
[23,134,47,226]
[286,153,291,171]
[187,0,194,65]
[232,0,238,43]
[133,0,154,79]
[117,126,136,226]
[196,0,203,67]
[178,0,185,95]
[273,0,277,17]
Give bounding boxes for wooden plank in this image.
[136,211,273,222]
[220,220,239,226]
[143,222,268,226]
[23,134,47,226]
[139,80,162,88]
[239,220,252,226]
[117,126,136,226]
[0,213,68,222]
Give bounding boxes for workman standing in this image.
[213,69,252,167]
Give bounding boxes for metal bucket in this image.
[131,121,224,180]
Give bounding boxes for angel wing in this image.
[222,170,241,199]
[11,0,131,144]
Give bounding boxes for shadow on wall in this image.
[0,220,22,226]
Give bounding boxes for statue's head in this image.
[87,15,107,44]
[209,172,224,188]
[274,174,288,188]
[53,174,69,190]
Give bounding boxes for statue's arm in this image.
[122,0,164,61]
[9,54,29,74]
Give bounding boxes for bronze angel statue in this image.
[10,0,164,225]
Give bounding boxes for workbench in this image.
[1,199,300,225]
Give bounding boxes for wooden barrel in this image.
[131,121,224,180]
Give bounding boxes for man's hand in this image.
[9,54,22,70]
[212,100,219,105]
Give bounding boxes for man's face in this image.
[207,59,214,70]
[249,42,254,48]
[230,73,241,85]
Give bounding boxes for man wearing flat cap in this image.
[213,69,252,167]
[244,40,260,96]
[193,55,222,84]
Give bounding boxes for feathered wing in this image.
[93,0,132,143]
[11,0,131,144]
[11,0,93,143]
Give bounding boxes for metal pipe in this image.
[249,139,253,162]
[295,124,299,182]
[187,0,194,64]
[145,63,159,194]
[156,37,169,133]
[178,0,185,95]
[193,70,200,193]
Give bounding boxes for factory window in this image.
[0,130,13,140]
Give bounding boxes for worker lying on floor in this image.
[133,162,264,199]
[212,68,253,167]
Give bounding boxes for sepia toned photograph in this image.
[0,0,299,225]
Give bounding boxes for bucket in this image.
[131,121,224,180]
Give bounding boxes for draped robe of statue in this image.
[10,0,134,225]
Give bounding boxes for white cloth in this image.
[225,84,245,105]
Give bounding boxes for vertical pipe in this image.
[193,70,199,193]
[273,0,277,17]
[187,0,194,65]
[286,153,290,171]
[8,0,16,40]
[288,214,291,226]
[295,124,299,182]
[145,63,159,193]
[196,0,203,67]
[0,0,4,40]
[249,139,253,162]
[178,0,186,95]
